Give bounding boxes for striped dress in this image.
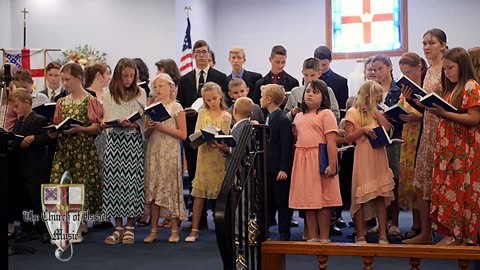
[101,90,146,218]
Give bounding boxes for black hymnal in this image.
[396,76,428,98]
[43,117,84,131]
[319,143,339,175]
[32,102,56,119]
[368,126,404,148]
[104,111,142,128]
[419,92,458,113]
[214,134,236,147]
[383,104,409,123]
[145,102,171,122]
[188,125,226,149]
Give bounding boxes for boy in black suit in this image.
[253,45,299,106]
[177,40,228,230]
[227,47,262,101]
[9,88,51,243]
[260,84,293,241]
[314,46,349,119]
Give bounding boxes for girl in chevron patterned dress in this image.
[102,58,147,245]
[143,74,187,243]
[48,63,104,243]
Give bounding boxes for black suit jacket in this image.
[253,71,299,105]
[266,110,293,174]
[40,88,68,102]
[321,70,349,111]
[11,111,50,181]
[227,70,262,100]
[177,68,228,148]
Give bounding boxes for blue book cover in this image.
[104,111,142,128]
[145,102,171,122]
[419,92,458,113]
[32,102,56,120]
[396,76,428,98]
[384,104,409,123]
[43,117,84,131]
[319,143,338,175]
[367,126,405,148]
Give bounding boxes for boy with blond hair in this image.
[227,78,265,125]
[227,47,262,102]
[260,84,293,241]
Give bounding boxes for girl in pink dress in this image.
[289,79,342,243]
[344,80,395,244]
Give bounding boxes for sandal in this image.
[355,236,367,244]
[122,226,135,244]
[388,225,401,239]
[185,229,199,243]
[379,236,389,244]
[402,227,421,240]
[159,219,172,228]
[169,230,180,243]
[104,227,124,245]
[367,225,380,234]
[144,228,158,243]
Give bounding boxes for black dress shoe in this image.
[329,224,342,236]
[290,219,299,227]
[348,221,354,227]
[279,234,290,241]
[335,217,347,228]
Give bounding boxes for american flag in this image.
[179,18,193,76]
[4,48,45,89]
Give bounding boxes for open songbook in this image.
[104,111,142,128]
[378,103,409,123]
[418,92,458,113]
[184,98,204,114]
[43,117,84,131]
[396,76,428,98]
[368,126,405,148]
[33,102,56,119]
[145,102,171,122]
[188,125,235,149]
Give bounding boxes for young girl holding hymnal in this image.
[289,79,342,243]
[343,81,395,244]
[185,82,231,242]
[143,74,188,243]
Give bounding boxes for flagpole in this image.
[21,8,29,48]
[184,6,191,18]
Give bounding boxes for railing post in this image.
[262,253,285,270]
[458,259,470,270]
[409,258,420,270]
[362,256,373,270]
[317,255,328,270]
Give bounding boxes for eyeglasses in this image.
[195,50,209,56]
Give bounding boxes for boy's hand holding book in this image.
[215,141,230,154]
[276,171,288,181]
[20,135,34,149]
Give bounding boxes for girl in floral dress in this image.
[143,74,187,243]
[48,63,104,242]
[427,48,480,245]
[185,82,231,242]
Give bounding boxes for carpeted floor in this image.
[8,211,479,270]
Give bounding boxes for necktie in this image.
[50,91,56,102]
[198,70,205,96]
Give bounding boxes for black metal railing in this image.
[215,123,270,270]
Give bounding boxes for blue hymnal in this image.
[145,102,171,122]
[419,92,458,113]
[43,117,84,131]
[368,126,404,148]
[33,102,56,120]
[396,76,428,98]
[319,143,338,175]
[384,104,409,123]
[105,111,142,128]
